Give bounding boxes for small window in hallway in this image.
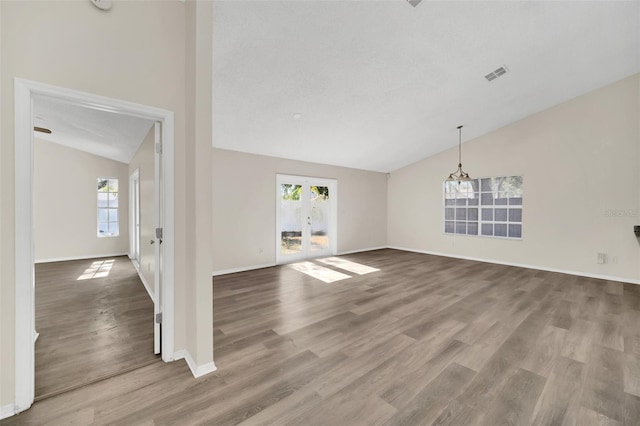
[98,177,119,237]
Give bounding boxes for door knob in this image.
[150,240,155,244]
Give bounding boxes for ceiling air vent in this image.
[484,66,508,82]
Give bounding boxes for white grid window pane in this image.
[98,208,109,222]
[495,224,508,237]
[509,209,522,222]
[97,177,119,237]
[444,175,523,240]
[468,222,478,235]
[481,193,494,205]
[495,195,508,205]
[495,208,508,222]
[98,193,109,208]
[509,224,522,238]
[109,193,119,208]
[98,222,109,235]
[445,221,455,233]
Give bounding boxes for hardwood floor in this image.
[5,249,640,425]
[34,256,159,399]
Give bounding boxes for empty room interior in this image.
[1,1,639,425]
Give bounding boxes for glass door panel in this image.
[280,184,303,256]
[309,186,330,253]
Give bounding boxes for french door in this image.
[276,174,337,264]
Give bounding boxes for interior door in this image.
[153,122,162,355]
[130,170,140,267]
[276,175,337,264]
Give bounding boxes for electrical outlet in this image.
[597,253,606,264]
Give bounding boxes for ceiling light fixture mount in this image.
[90,0,112,12]
[446,125,472,184]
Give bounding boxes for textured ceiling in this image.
[34,95,154,164]
[212,0,640,172]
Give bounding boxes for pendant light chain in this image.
[446,125,472,183]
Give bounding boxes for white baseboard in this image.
[128,256,154,302]
[174,350,217,378]
[388,246,640,285]
[337,246,388,256]
[212,247,388,276]
[35,252,128,264]
[131,261,155,303]
[1,404,16,420]
[138,271,154,303]
[213,262,275,277]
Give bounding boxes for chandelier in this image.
[446,125,472,183]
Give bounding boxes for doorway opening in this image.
[14,79,176,413]
[275,174,337,265]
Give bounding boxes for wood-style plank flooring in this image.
[6,249,640,425]
[34,256,158,399]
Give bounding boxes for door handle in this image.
[150,240,155,245]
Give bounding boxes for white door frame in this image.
[153,122,162,355]
[275,174,338,265]
[129,168,141,268]
[13,78,176,413]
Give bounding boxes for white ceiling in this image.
[34,95,154,164]
[212,0,640,173]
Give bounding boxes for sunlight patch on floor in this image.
[317,257,380,275]
[289,261,351,283]
[77,259,115,281]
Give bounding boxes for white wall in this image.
[1,0,214,411]
[185,0,214,373]
[128,128,155,297]
[212,148,388,274]
[34,139,129,261]
[388,73,640,283]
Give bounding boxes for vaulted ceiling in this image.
[34,95,154,164]
[212,0,640,172]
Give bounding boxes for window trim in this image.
[97,176,120,238]
[443,175,524,240]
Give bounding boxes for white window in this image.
[98,178,119,237]
[444,175,523,239]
